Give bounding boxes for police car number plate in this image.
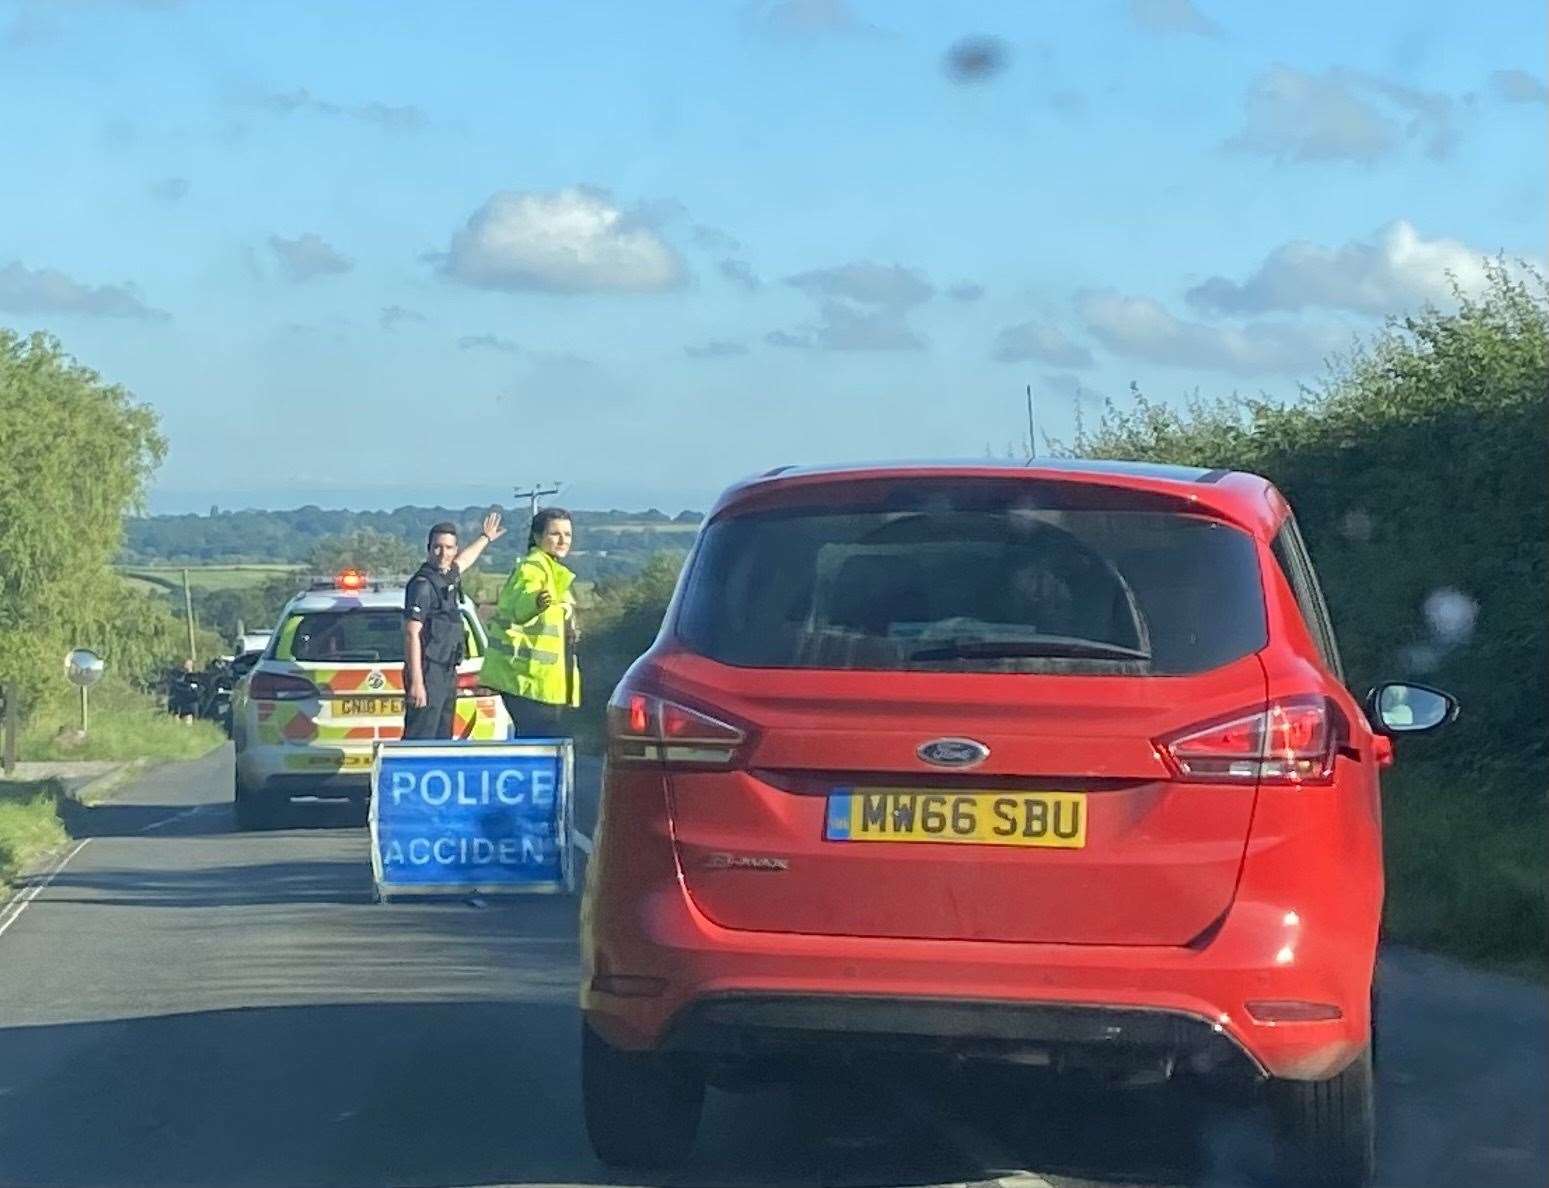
[337,696,403,717]
[825,789,1086,848]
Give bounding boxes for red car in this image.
[580,461,1457,1185]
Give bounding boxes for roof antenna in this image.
[1025,384,1039,461]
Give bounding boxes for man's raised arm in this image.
[454,510,506,572]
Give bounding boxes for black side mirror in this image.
[1364,682,1459,736]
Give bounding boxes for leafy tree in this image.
[187,575,304,649]
[309,528,418,577]
[0,330,166,767]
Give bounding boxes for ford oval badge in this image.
[917,738,989,768]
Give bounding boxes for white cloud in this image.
[991,320,1094,367]
[773,259,935,350]
[691,224,742,253]
[457,333,519,354]
[1491,69,1548,105]
[379,305,427,332]
[0,261,170,320]
[768,301,926,351]
[785,261,934,308]
[1226,65,1458,162]
[1129,0,1221,37]
[1041,371,1104,405]
[1078,290,1342,375]
[439,187,686,295]
[6,0,182,49]
[257,87,426,132]
[1186,221,1494,316]
[744,0,883,38]
[720,259,763,291]
[269,233,353,282]
[685,339,749,359]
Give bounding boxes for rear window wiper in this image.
[907,636,1151,663]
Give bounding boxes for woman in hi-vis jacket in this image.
[480,507,581,737]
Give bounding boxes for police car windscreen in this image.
[285,610,405,663]
[674,487,1266,675]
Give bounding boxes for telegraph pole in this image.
[1025,385,1039,460]
[182,568,197,665]
[512,482,563,523]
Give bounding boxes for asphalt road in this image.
[0,747,1543,1188]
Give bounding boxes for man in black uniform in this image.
[403,512,504,739]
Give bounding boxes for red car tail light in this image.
[249,672,319,701]
[607,684,746,769]
[1158,696,1345,785]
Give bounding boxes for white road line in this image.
[571,831,593,854]
[139,805,208,833]
[0,839,90,941]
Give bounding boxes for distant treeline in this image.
[122,505,704,582]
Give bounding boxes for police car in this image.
[230,569,511,829]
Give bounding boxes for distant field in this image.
[589,523,699,534]
[119,564,305,594]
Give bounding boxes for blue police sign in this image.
[369,739,575,899]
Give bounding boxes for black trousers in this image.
[402,662,457,739]
[500,693,568,739]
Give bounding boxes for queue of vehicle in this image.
[225,461,1456,1188]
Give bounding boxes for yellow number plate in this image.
[825,789,1087,848]
[285,753,373,770]
[336,696,403,717]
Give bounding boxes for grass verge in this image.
[0,781,69,888]
[1382,756,1546,979]
[19,679,226,763]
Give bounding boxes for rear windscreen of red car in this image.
[675,484,1266,675]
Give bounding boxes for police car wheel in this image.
[1267,1046,1375,1187]
[582,1021,703,1169]
[233,776,279,831]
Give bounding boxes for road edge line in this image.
[0,838,91,941]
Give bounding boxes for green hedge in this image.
[1068,264,1546,972]
[0,782,68,888]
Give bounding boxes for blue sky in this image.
[1,0,1543,515]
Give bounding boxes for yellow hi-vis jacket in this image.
[480,547,581,707]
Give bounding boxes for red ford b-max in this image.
[580,461,1457,1185]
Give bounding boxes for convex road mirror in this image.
[65,648,106,687]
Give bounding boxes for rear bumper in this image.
[584,888,1365,1082]
[660,992,1260,1081]
[582,767,1382,1084]
[235,742,373,791]
[263,773,372,800]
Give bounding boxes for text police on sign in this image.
[369,740,575,898]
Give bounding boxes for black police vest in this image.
[406,564,465,667]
